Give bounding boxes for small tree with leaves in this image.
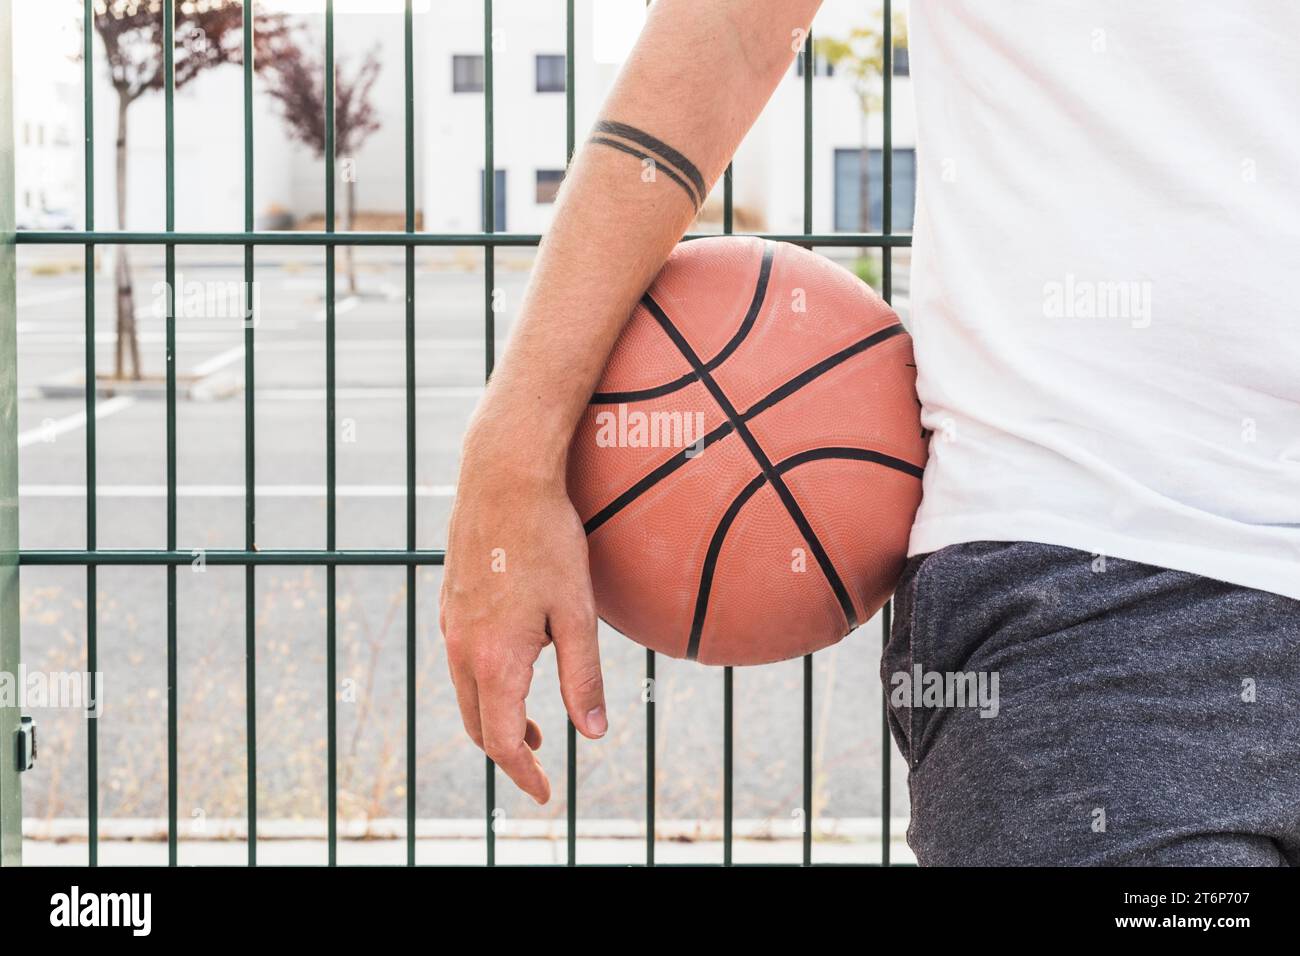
[83,0,286,380]
[261,27,382,296]
[816,11,908,239]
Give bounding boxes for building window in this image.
[453,54,484,93]
[536,54,566,93]
[833,148,917,232]
[535,169,565,204]
[893,45,910,77]
[794,52,835,78]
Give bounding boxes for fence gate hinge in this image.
[14,716,35,772]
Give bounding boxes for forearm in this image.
[465,0,822,484]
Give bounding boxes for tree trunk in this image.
[344,176,357,296]
[859,107,872,286]
[114,91,141,381]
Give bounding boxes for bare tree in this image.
[261,27,382,295]
[83,1,286,380]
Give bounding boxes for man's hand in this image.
[439,0,823,801]
[440,446,604,804]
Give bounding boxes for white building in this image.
[420,0,916,236]
[16,0,915,239]
[11,6,81,230]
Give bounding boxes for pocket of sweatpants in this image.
[891,541,1032,770]
[881,551,934,770]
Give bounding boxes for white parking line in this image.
[189,344,246,377]
[16,395,137,449]
[15,327,295,345]
[16,287,82,308]
[311,295,359,322]
[18,484,457,498]
[255,386,483,400]
[257,338,484,352]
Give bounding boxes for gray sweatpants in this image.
[883,540,1300,866]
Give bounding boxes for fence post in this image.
[0,0,23,868]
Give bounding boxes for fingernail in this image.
[586,706,607,737]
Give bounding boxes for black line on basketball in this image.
[590,371,698,404]
[686,446,924,661]
[642,293,860,633]
[685,472,769,660]
[741,323,905,421]
[776,445,925,481]
[701,241,775,372]
[583,422,735,535]
[588,241,775,405]
[584,323,911,542]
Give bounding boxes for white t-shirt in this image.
[906,1,1300,600]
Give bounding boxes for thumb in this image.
[550,601,607,739]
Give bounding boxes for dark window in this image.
[833,148,917,232]
[535,169,565,204]
[794,53,835,78]
[480,169,507,231]
[453,54,484,93]
[536,54,566,93]
[893,45,910,77]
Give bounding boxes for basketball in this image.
[567,237,927,665]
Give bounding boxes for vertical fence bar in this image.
[801,27,814,868]
[881,602,892,865]
[483,0,495,380]
[82,0,98,868]
[565,0,575,158]
[880,0,894,868]
[642,0,655,874]
[0,0,20,870]
[403,0,417,869]
[163,0,179,868]
[802,658,813,863]
[803,30,813,237]
[564,0,577,868]
[722,665,733,865]
[645,648,655,866]
[482,0,496,867]
[722,159,734,868]
[881,0,893,302]
[324,0,338,868]
[242,0,258,868]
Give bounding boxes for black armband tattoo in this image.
[590,119,707,208]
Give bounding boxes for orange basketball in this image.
[567,237,927,665]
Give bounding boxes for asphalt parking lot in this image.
[13,244,908,864]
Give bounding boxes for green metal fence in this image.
[4,0,911,867]
[0,0,21,870]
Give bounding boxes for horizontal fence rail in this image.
[9,0,907,867]
[14,230,911,247]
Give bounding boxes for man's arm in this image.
[441,0,823,803]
